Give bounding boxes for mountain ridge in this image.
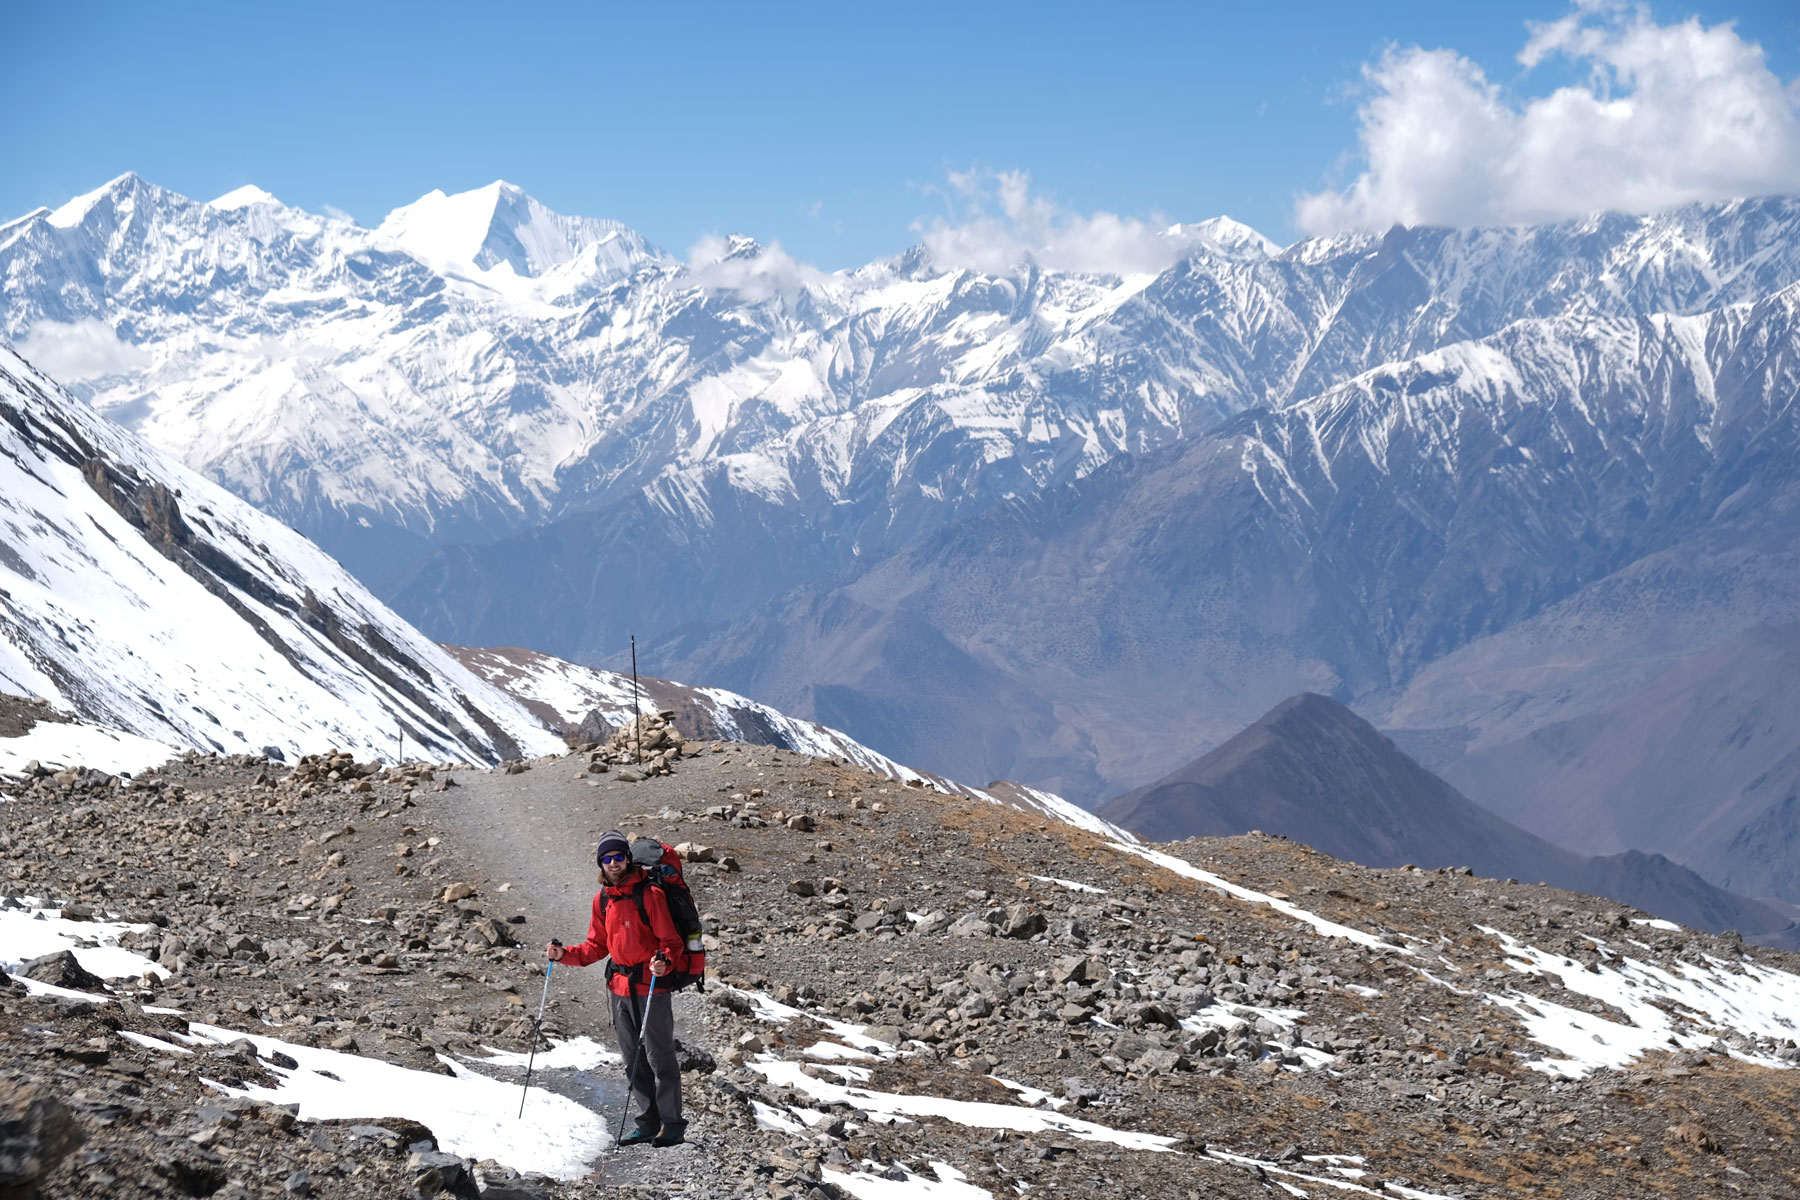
[649,282,1800,862]
[11,177,1800,607]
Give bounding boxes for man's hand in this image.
[649,952,671,977]
[545,940,565,962]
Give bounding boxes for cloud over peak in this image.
[915,169,1213,277]
[684,234,830,302]
[1297,2,1800,235]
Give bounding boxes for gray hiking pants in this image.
[610,987,683,1134]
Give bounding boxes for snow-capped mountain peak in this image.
[376,180,664,281]
[1177,215,1281,258]
[208,184,282,210]
[44,171,158,229]
[718,234,767,260]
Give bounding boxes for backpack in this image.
[600,837,707,992]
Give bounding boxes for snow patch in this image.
[748,1056,1181,1153]
[0,719,176,780]
[1476,925,1800,1077]
[1106,843,1405,952]
[826,1160,994,1199]
[469,1036,618,1071]
[187,1023,610,1178]
[0,900,168,982]
[1028,875,1106,894]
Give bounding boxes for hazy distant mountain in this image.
[1097,694,1797,946]
[658,279,1800,806]
[1424,622,1800,908]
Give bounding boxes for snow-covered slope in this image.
[0,346,563,766]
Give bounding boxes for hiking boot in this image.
[651,1126,687,1148]
[617,1128,657,1148]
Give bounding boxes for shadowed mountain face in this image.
[1433,622,1800,907]
[1096,694,1798,947]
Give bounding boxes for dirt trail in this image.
[422,747,767,1181]
[427,744,792,949]
[427,768,628,990]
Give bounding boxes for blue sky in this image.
[8,1,1800,268]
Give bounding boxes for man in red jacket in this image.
[547,829,687,1147]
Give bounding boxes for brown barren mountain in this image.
[1099,693,1799,947]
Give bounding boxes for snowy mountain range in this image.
[0,345,563,766]
[12,175,1799,614]
[8,176,1800,908]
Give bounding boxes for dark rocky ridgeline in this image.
[4,724,1800,1199]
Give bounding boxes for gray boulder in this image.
[19,950,105,992]
[0,1083,83,1199]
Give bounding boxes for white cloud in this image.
[914,169,1196,276]
[17,318,151,382]
[684,234,832,302]
[1297,2,1800,234]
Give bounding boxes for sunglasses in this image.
[600,853,629,864]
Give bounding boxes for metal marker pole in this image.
[630,635,640,765]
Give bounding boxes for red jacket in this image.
[560,868,684,996]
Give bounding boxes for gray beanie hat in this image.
[596,830,630,865]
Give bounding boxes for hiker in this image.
[547,829,687,1147]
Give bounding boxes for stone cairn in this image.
[580,709,691,781]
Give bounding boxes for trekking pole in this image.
[518,943,559,1118]
[609,965,660,1151]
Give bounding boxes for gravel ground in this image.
[5,726,1800,1199]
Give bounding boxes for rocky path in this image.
[422,723,732,1191]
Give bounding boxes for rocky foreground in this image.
[4,720,1800,1199]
